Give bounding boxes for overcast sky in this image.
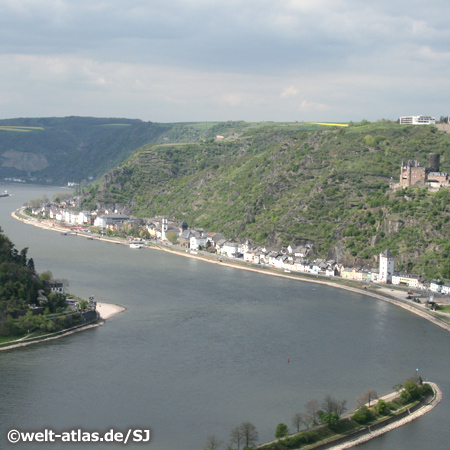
[1,0,449,123]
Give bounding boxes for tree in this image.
[353,405,375,424]
[230,426,243,450]
[401,381,420,402]
[275,423,288,439]
[166,230,178,244]
[356,389,378,407]
[321,395,347,419]
[393,383,403,394]
[239,422,258,448]
[376,398,390,416]
[304,400,320,428]
[203,434,223,450]
[39,270,53,281]
[319,412,340,429]
[291,412,304,432]
[80,299,89,311]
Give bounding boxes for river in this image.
[0,183,449,450]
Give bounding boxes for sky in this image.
[1,0,450,123]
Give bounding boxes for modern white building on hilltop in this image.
[399,115,436,125]
[379,249,394,284]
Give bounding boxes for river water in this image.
[0,183,449,450]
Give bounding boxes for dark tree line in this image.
[0,227,44,317]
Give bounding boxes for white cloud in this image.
[281,87,299,98]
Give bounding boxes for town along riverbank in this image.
[12,207,450,337]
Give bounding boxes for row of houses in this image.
[29,206,450,293]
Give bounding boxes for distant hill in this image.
[81,120,450,279]
[0,117,174,185]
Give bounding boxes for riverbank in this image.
[327,382,442,450]
[12,208,450,335]
[257,382,441,450]
[0,302,125,352]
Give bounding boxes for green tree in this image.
[80,300,89,311]
[166,230,178,244]
[319,412,340,429]
[39,270,53,281]
[401,381,420,402]
[353,405,375,424]
[376,399,390,416]
[275,423,288,439]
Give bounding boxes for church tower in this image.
[161,217,168,241]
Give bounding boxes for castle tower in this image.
[379,249,394,284]
[429,153,440,173]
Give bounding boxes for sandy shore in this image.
[97,302,126,320]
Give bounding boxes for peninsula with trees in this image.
[0,228,98,346]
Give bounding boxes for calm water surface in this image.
[0,184,449,450]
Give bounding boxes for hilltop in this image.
[0,117,175,185]
[80,120,450,279]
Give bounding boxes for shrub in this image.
[419,383,433,398]
[353,405,375,425]
[275,423,289,439]
[376,399,390,416]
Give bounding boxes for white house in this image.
[430,280,444,293]
[221,242,239,258]
[190,232,209,250]
[441,284,450,295]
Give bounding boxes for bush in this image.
[376,399,390,416]
[401,381,420,403]
[386,401,396,411]
[275,423,289,439]
[419,383,433,397]
[353,405,375,424]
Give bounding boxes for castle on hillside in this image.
[399,153,449,188]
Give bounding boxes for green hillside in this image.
[82,121,450,278]
[0,228,44,316]
[0,117,174,185]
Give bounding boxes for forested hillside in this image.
[0,117,174,185]
[83,121,450,278]
[0,228,44,316]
